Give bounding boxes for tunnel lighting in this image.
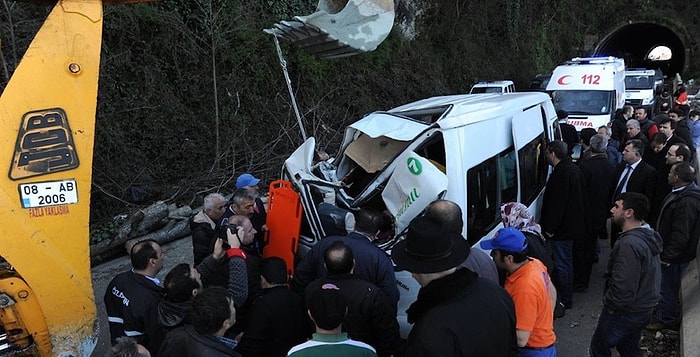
[647,46,672,61]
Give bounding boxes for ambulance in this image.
[281,92,558,336]
[624,68,662,109]
[546,57,626,131]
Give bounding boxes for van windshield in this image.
[625,75,654,90]
[471,87,503,94]
[551,90,613,115]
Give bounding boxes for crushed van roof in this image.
[387,92,551,128]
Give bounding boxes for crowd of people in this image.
[543,86,700,356]
[101,90,700,357]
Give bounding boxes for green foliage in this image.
[90,219,120,244]
[1,0,699,228]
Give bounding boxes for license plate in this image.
[19,179,78,208]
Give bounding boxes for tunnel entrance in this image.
[593,22,685,79]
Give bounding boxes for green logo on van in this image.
[407,157,422,175]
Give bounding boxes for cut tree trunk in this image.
[124,219,191,252]
[90,202,193,265]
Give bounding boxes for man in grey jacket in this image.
[589,192,662,357]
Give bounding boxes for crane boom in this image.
[0,1,156,355]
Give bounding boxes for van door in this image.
[283,137,338,245]
[512,105,550,206]
[381,150,448,234]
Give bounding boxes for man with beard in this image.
[589,192,662,357]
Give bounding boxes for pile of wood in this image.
[90,201,195,265]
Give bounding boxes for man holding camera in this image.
[221,215,261,334]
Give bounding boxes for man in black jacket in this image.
[611,105,634,143]
[609,139,657,247]
[292,209,399,307]
[576,134,614,292]
[235,257,307,357]
[589,192,662,357]
[392,216,517,357]
[306,241,402,357]
[647,162,700,331]
[541,140,586,309]
[235,173,268,254]
[158,287,241,357]
[155,231,249,354]
[104,240,165,354]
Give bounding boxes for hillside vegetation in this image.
[0,0,697,234]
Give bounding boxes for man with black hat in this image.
[392,216,517,357]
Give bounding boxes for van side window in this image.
[519,134,548,205]
[465,147,517,244]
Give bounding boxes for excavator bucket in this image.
[264,0,394,59]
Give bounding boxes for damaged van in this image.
[282,92,558,336]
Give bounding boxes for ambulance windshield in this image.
[550,90,613,115]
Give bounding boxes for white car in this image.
[469,80,516,94]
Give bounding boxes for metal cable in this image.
[272,35,307,141]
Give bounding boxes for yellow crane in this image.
[0,1,156,355]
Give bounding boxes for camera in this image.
[216,223,240,249]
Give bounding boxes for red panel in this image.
[263,180,302,277]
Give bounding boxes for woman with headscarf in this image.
[500,202,554,275]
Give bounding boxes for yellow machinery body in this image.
[0,0,155,355]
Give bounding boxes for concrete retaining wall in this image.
[681,258,699,357]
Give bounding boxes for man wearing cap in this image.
[589,192,662,357]
[481,227,557,356]
[235,173,268,253]
[392,216,517,357]
[287,286,377,356]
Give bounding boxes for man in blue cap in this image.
[481,227,557,356]
[234,173,267,254]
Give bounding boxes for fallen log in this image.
[114,201,169,242]
[124,219,191,252]
[90,201,192,265]
[168,204,193,220]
